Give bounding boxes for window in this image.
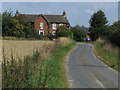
[40,22,44,29]
[59,23,63,26]
[52,23,56,29]
[52,31,56,35]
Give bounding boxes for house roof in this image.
[16,14,70,24]
[42,15,69,23]
[18,14,39,22]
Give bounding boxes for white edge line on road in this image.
[107,67,118,74]
[96,79,105,88]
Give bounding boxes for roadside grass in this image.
[44,42,75,88]
[2,38,75,88]
[93,39,119,71]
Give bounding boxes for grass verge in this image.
[43,42,75,88]
[93,39,119,71]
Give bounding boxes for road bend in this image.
[67,43,119,88]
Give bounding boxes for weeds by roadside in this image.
[2,49,46,88]
[93,39,119,71]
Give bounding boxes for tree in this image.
[2,10,41,39]
[110,30,120,47]
[108,21,120,47]
[72,25,88,41]
[23,23,41,39]
[2,10,14,36]
[89,10,108,41]
[56,26,73,38]
[2,10,25,37]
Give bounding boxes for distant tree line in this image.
[2,10,120,47]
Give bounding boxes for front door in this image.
[38,30,44,36]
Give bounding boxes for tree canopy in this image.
[72,25,88,41]
[2,10,41,39]
[109,21,120,47]
[56,26,73,38]
[89,10,120,47]
[89,10,108,29]
[89,10,108,41]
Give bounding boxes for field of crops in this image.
[2,40,55,60]
[2,38,75,88]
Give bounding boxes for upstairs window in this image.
[40,22,44,29]
[52,23,56,30]
[59,23,63,26]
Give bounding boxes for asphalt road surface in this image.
[67,43,119,88]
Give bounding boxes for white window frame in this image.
[52,23,56,30]
[59,23,63,26]
[40,22,44,29]
[38,30,44,36]
[52,31,56,35]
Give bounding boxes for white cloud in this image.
[93,3,118,10]
[84,9,96,15]
[83,2,118,16]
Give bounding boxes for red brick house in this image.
[15,10,70,36]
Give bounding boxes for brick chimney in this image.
[15,10,20,17]
[62,11,67,17]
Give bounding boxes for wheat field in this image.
[2,40,55,61]
[2,38,74,88]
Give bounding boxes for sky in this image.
[1,2,118,27]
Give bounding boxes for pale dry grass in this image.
[56,37,73,46]
[96,39,118,54]
[2,38,73,61]
[1,36,17,40]
[2,40,55,61]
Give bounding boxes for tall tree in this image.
[89,10,108,41]
[109,21,120,47]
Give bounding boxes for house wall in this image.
[34,16,48,35]
[50,23,67,32]
[34,15,68,35]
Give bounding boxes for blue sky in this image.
[1,2,118,27]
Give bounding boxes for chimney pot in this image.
[63,11,67,17]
